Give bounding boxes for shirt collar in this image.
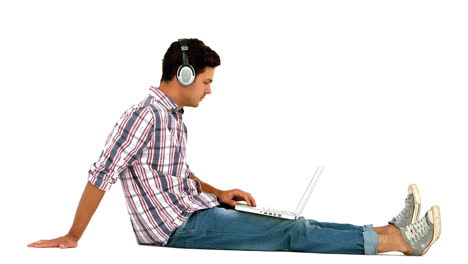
[149,86,184,115]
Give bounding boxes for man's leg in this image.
[166,207,379,255]
[301,220,415,254]
[167,184,441,255]
[376,228,414,254]
[374,224,400,235]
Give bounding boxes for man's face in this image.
[183,67,215,107]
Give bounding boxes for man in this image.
[28,38,441,256]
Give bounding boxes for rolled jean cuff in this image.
[362,224,378,255]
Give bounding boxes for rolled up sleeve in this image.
[88,106,154,191]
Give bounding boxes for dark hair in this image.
[160,38,221,83]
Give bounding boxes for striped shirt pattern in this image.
[88,87,219,246]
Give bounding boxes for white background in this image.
[1,0,467,263]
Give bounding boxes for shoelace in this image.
[405,216,430,245]
[395,196,412,223]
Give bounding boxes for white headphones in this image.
[176,39,196,86]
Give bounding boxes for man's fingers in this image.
[246,192,256,207]
[27,241,38,247]
[28,240,49,248]
[242,192,253,206]
[234,190,255,207]
[238,190,254,207]
[34,240,57,248]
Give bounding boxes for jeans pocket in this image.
[179,210,200,233]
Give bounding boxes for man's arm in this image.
[189,173,256,207]
[28,181,105,248]
[28,106,153,249]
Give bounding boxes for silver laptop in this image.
[235,166,324,220]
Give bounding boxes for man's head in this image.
[159,38,221,108]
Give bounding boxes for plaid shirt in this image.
[88,87,219,246]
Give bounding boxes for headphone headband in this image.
[178,39,190,66]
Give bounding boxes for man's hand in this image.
[27,234,78,249]
[218,189,257,207]
[188,173,257,208]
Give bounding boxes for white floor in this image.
[7,240,450,264]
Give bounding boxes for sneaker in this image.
[389,184,421,228]
[401,205,442,256]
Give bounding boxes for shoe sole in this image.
[409,184,421,224]
[421,205,441,256]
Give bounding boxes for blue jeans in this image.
[166,207,378,255]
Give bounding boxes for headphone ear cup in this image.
[177,65,195,86]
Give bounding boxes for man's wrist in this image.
[66,232,80,241]
[212,189,222,199]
